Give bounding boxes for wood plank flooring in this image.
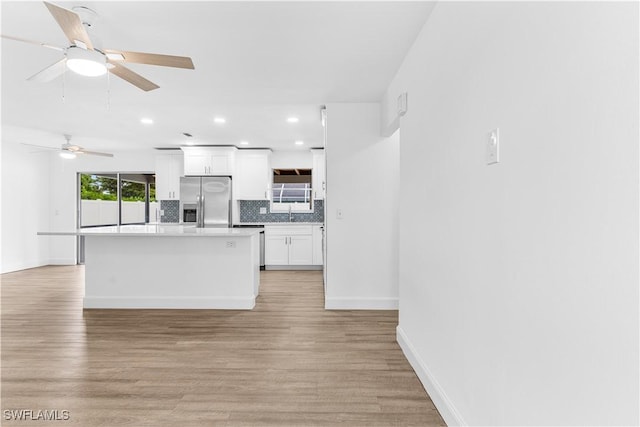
[1,266,444,426]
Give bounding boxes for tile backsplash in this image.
[239,200,324,223]
[160,200,180,223]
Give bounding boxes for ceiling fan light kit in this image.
[66,46,107,77]
[59,151,77,159]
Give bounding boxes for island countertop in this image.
[38,224,261,237]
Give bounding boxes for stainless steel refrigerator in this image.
[180,176,232,227]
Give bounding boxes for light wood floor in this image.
[1,266,444,426]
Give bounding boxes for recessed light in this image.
[140,118,153,125]
[295,140,304,146]
[240,141,249,146]
[214,117,226,124]
[287,117,299,123]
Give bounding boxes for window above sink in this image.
[271,168,313,212]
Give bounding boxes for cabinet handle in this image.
[284,237,287,245]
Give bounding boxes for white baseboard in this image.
[48,258,76,265]
[325,296,398,310]
[84,296,256,309]
[1,260,48,274]
[265,265,323,270]
[396,326,466,426]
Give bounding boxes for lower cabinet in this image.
[264,225,321,268]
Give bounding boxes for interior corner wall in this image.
[386,2,639,425]
[1,138,52,273]
[325,103,399,309]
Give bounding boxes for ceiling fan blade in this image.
[105,49,194,69]
[77,150,114,158]
[108,63,160,91]
[44,1,93,50]
[27,58,67,83]
[1,34,64,51]
[20,142,59,150]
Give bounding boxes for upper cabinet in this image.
[311,148,325,200]
[182,147,236,176]
[155,152,184,200]
[235,149,271,200]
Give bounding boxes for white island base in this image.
[41,225,261,309]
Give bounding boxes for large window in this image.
[271,169,313,211]
[79,173,156,227]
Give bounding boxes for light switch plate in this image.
[259,207,267,214]
[487,128,499,165]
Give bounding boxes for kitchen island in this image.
[39,225,261,309]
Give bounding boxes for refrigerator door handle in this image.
[200,194,205,227]
[196,194,201,227]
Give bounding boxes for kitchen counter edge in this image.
[38,225,261,237]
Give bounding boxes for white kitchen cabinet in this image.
[289,235,314,265]
[264,234,290,265]
[182,147,236,176]
[264,225,314,267]
[155,152,184,200]
[235,149,271,200]
[312,225,323,265]
[311,148,325,200]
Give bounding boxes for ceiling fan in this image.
[22,135,114,159]
[2,1,194,91]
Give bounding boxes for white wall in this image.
[1,137,52,273]
[385,2,639,425]
[325,103,399,309]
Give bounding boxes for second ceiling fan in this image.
[2,1,195,91]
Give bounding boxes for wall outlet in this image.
[259,207,267,214]
[226,241,236,248]
[336,209,343,219]
[160,209,165,216]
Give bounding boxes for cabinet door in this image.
[155,154,183,200]
[312,150,325,200]
[155,155,172,200]
[265,235,289,265]
[184,152,210,175]
[288,235,313,265]
[312,226,323,265]
[236,152,270,200]
[211,153,233,175]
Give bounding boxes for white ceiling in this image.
[1,1,434,152]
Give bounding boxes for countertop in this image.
[39,225,261,237]
[237,222,323,226]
